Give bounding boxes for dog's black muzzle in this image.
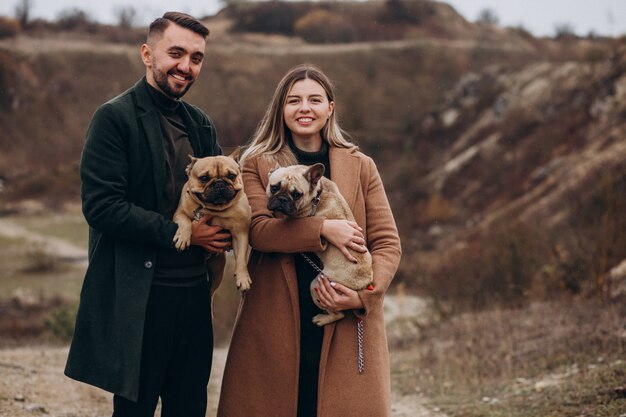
[198,179,237,205]
[267,194,296,216]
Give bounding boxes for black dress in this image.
[289,140,331,417]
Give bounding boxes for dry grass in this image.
[392,298,626,416]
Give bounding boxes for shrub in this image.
[44,306,77,342]
[425,221,549,312]
[227,1,311,35]
[294,10,358,44]
[0,16,19,39]
[56,7,97,33]
[377,0,431,24]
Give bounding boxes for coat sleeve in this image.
[242,157,327,254]
[80,103,178,248]
[356,156,402,318]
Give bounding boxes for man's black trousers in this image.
[113,279,213,417]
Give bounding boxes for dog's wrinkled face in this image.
[267,163,324,217]
[186,155,243,208]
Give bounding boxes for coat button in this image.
[144,261,153,269]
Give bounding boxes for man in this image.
[65,12,229,417]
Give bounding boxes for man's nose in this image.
[177,57,191,73]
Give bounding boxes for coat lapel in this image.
[329,147,361,210]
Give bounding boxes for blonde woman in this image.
[217,64,401,417]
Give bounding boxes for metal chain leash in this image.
[300,251,365,374]
[357,318,365,374]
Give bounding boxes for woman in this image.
[217,64,401,417]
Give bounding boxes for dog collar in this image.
[308,187,323,217]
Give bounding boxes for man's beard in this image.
[152,67,193,99]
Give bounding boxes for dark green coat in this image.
[64,77,221,401]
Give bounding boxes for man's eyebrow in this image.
[168,46,204,59]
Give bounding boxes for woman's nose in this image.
[299,100,311,112]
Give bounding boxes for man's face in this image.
[141,23,206,99]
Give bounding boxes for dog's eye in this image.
[226,173,237,180]
[291,191,302,200]
[270,184,281,194]
[199,175,209,182]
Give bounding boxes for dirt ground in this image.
[0,214,444,417]
[0,344,443,417]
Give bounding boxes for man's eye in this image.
[270,184,281,194]
[291,191,302,200]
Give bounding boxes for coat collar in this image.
[328,146,360,210]
[133,77,204,211]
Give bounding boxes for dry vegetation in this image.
[391,298,626,416]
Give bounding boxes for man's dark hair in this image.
[147,11,210,42]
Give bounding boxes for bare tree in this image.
[554,22,576,39]
[477,8,499,26]
[14,0,34,28]
[113,6,137,29]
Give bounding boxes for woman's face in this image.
[283,78,334,149]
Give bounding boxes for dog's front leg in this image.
[172,210,193,251]
[232,230,252,292]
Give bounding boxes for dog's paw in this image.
[312,311,344,326]
[235,272,252,292]
[172,231,191,251]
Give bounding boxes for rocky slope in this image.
[0,1,623,302]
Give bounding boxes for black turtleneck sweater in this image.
[146,81,207,286]
[288,139,332,417]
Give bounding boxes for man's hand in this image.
[190,215,232,253]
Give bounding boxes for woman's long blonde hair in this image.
[239,64,356,166]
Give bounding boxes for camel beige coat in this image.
[217,146,401,417]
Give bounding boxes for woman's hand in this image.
[190,215,232,253]
[315,275,364,311]
[320,219,367,263]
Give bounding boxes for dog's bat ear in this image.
[305,163,325,187]
[185,155,198,176]
[268,163,282,177]
[228,146,244,165]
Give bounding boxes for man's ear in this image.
[305,163,325,187]
[140,43,152,67]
